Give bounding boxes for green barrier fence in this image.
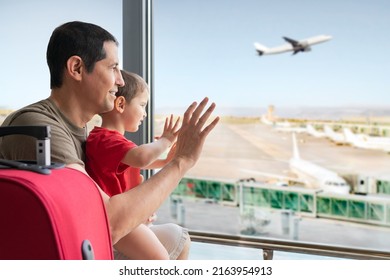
[175,177,390,227]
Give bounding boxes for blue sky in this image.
[1,0,390,111]
[0,0,122,110]
[154,0,390,109]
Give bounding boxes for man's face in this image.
[81,41,124,115]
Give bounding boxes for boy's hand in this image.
[159,114,180,145]
[165,142,177,163]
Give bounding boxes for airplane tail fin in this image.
[324,125,333,136]
[307,124,315,134]
[343,128,356,144]
[254,42,268,56]
[292,133,300,160]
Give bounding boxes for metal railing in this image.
[189,230,390,260]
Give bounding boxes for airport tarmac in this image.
[180,120,390,183]
[156,195,390,252]
[154,119,390,252]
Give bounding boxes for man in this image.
[0,21,219,256]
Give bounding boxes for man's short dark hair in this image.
[46,21,119,89]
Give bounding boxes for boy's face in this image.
[123,89,149,132]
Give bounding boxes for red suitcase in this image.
[0,126,113,259]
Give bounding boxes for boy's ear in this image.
[66,55,84,81]
[115,96,126,113]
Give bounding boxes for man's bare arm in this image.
[107,98,219,244]
[70,98,218,245]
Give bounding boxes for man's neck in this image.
[49,89,93,128]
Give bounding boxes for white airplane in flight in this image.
[289,133,351,194]
[254,35,332,56]
[343,128,390,153]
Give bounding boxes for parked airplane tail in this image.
[290,133,350,194]
[324,125,345,144]
[343,128,357,144]
[306,124,325,138]
[343,127,390,152]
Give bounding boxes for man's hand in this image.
[105,98,219,245]
[173,97,219,170]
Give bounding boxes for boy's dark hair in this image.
[46,21,119,89]
[117,70,149,102]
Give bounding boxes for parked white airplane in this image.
[343,128,390,153]
[289,133,350,194]
[324,125,346,145]
[260,115,274,126]
[306,124,326,138]
[275,125,307,133]
[274,121,307,133]
[254,35,332,56]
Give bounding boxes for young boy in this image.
[86,70,189,260]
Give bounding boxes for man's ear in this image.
[66,56,84,81]
[115,96,126,113]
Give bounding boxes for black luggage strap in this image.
[0,159,53,175]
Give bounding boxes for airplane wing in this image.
[283,37,306,55]
[283,37,299,47]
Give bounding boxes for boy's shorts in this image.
[113,223,189,260]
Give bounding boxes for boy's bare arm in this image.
[121,137,173,168]
[141,142,177,170]
[121,114,180,168]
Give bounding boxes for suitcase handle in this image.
[0,125,65,174]
[0,125,50,139]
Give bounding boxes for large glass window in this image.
[2,0,390,257]
[153,0,390,251]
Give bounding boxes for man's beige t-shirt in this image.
[0,98,86,166]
